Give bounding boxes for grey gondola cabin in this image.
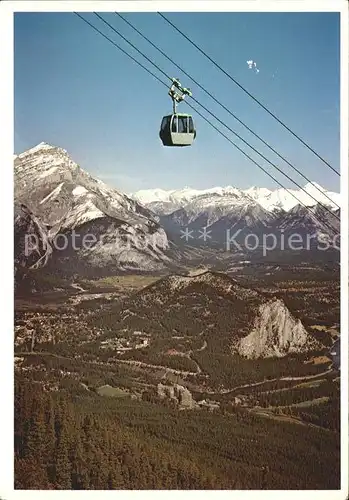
[160,78,196,147]
[159,113,196,146]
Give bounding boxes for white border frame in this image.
[1,1,348,499]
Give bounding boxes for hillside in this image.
[91,271,324,383]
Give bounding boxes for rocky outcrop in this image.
[117,271,325,359]
[234,299,321,359]
[14,203,52,271]
[157,383,196,409]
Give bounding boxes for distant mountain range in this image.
[131,183,340,214]
[14,142,340,283]
[131,184,340,248]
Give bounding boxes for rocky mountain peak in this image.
[14,143,171,276]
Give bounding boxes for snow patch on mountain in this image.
[39,166,59,179]
[62,199,105,229]
[39,182,64,205]
[247,182,340,212]
[72,185,89,197]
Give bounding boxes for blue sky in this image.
[14,11,340,193]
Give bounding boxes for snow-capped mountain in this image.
[277,204,340,233]
[131,183,340,247]
[14,142,170,276]
[157,190,270,229]
[132,183,340,214]
[14,142,340,284]
[244,182,340,212]
[131,187,216,215]
[159,193,276,245]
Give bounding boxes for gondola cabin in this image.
[159,113,196,147]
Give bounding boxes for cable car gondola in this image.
[160,113,196,147]
[159,78,196,147]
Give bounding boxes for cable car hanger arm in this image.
[168,77,192,113]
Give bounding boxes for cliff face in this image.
[14,142,170,277]
[234,299,320,359]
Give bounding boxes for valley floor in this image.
[14,265,341,489]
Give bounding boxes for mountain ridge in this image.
[14,142,171,277]
[131,182,340,215]
[14,142,340,281]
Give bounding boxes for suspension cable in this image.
[74,12,339,236]
[93,12,340,224]
[158,12,340,176]
[115,12,339,210]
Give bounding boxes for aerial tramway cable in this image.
[115,12,339,210]
[157,12,340,177]
[73,12,340,236]
[92,12,340,224]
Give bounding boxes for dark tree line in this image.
[14,376,340,490]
